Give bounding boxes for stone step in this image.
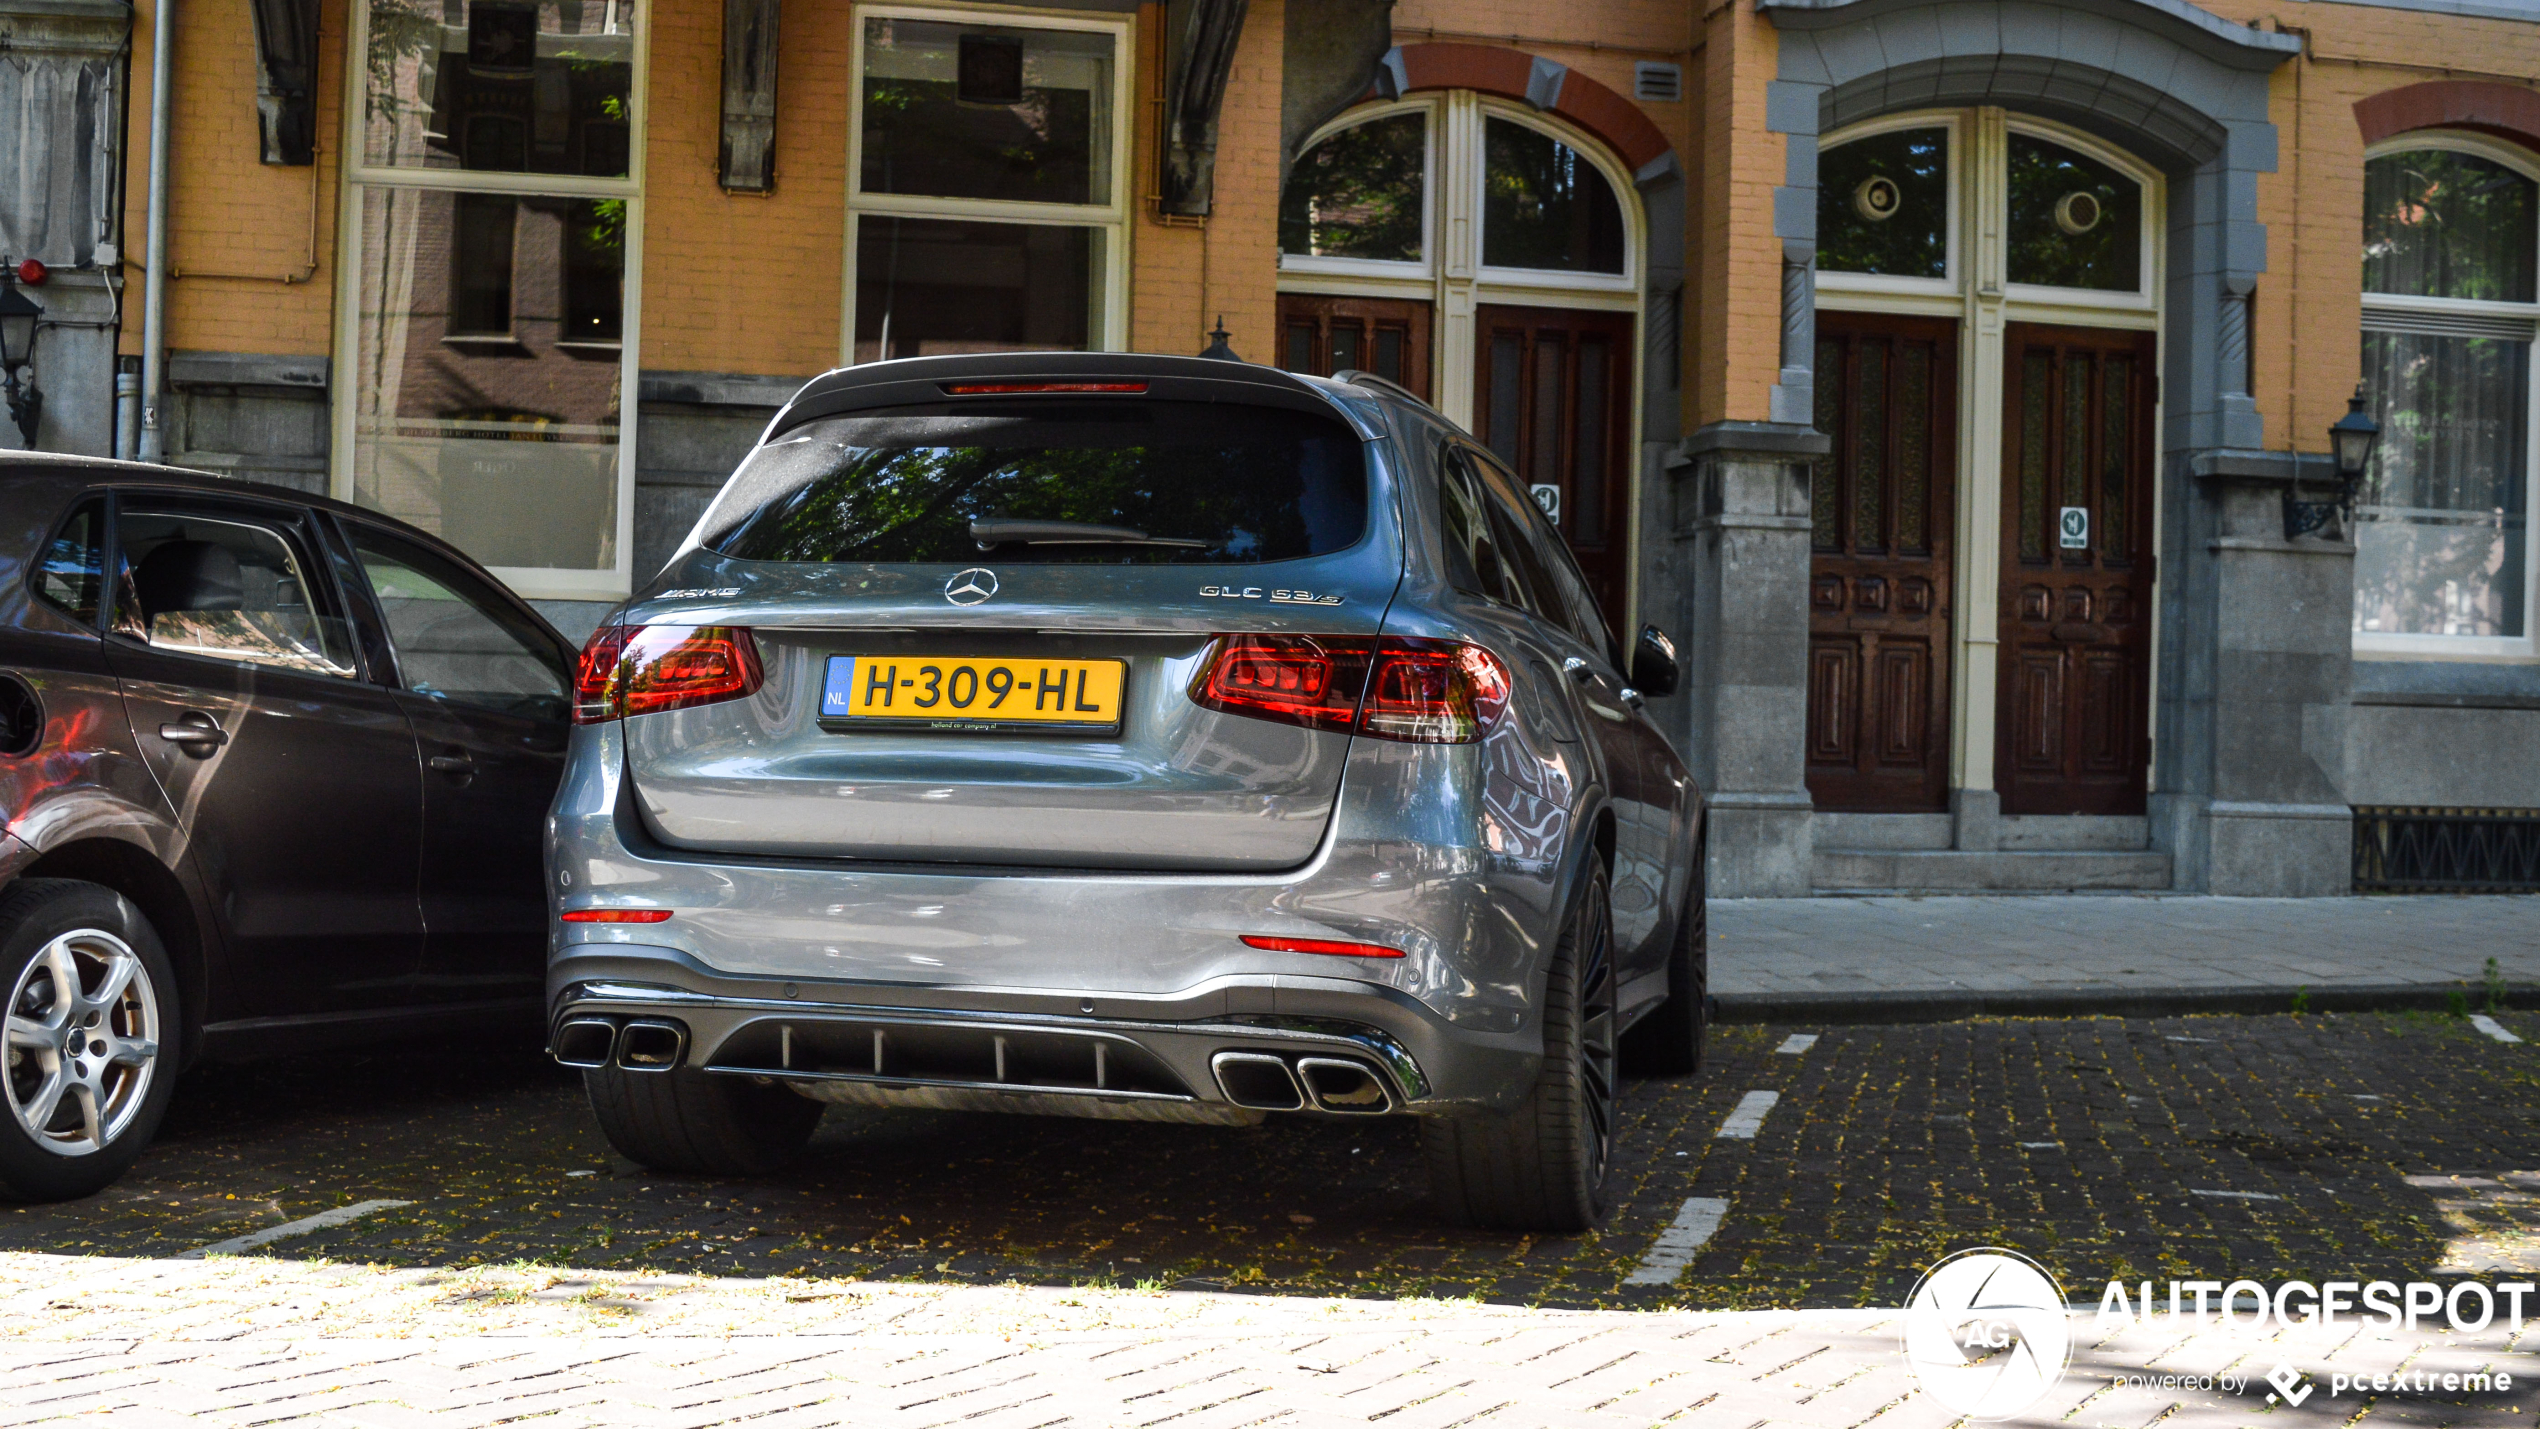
[1811,848,2173,893]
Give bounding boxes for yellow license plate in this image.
[821,655,1126,729]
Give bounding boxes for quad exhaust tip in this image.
[616,1020,688,1072]
[552,1018,618,1069]
[1295,1057,1390,1113]
[1211,1051,1303,1111]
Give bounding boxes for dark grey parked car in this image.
[0,456,577,1200]
[550,354,1708,1231]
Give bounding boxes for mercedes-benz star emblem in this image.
[944,568,999,606]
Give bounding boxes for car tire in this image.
[1421,864,1619,1233]
[1621,824,1709,1077]
[583,1063,823,1177]
[0,879,181,1202]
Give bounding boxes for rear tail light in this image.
[571,624,764,724]
[560,908,674,923]
[1189,634,1509,744]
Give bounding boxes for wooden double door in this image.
[1995,323,2156,816]
[1806,315,2157,816]
[1276,294,1634,635]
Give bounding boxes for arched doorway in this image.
[1273,93,1644,634]
[1810,109,2163,817]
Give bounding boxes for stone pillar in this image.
[1673,421,1826,897]
[2153,451,2356,895]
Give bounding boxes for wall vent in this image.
[1635,62,1683,103]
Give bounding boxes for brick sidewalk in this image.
[0,1256,2528,1426]
[1712,895,2540,1017]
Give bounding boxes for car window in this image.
[32,499,104,627]
[1437,446,1543,613]
[1464,447,1616,657]
[1457,446,1569,622]
[116,510,358,678]
[349,527,569,719]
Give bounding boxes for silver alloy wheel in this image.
[4,929,160,1157]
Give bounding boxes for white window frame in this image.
[1815,112,1962,301]
[1275,97,1438,284]
[331,0,648,602]
[842,2,1134,365]
[2354,130,2540,663]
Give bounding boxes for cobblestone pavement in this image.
[0,1007,2534,1423]
[1712,895,2540,1006]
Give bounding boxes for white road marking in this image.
[1716,1090,1779,1140]
[2189,1189,2283,1201]
[2019,1142,2061,1150]
[2352,1094,2382,1101]
[1624,1197,1729,1286]
[1775,1034,1818,1055]
[2469,1014,2524,1044]
[177,1200,414,1260]
[2165,1035,2214,1043]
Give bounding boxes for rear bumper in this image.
[546,942,1540,1117]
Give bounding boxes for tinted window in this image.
[350,528,570,718]
[707,401,1369,566]
[1464,449,1587,639]
[1819,127,1948,279]
[118,511,357,678]
[33,499,104,627]
[1438,446,1526,608]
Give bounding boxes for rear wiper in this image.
[969,517,1207,549]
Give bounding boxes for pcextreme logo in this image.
[1901,1249,2074,1420]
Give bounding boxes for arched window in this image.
[2354,138,2540,655]
[1276,95,1642,632]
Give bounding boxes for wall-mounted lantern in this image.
[2285,384,2382,540]
[0,265,43,450]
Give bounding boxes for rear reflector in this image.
[1190,634,1510,743]
[1242,934,1406,959]
[561,909,674,923]
[573,624,765,724]
[940,381,1149,395]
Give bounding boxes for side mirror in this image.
[1630,624,1679,697]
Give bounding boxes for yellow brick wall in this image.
[120,0,346,358]
[1700,0,1784,430]
[638,0,850,378]
[1130,0,1284,362]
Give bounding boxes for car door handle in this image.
[428,751,474,775]
[157,716,227,750]
[1562,657,1593,683]
[1620,687,1646,709]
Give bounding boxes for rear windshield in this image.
[703,400,1369,565]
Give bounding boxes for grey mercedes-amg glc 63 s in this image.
[548,352,1708,1231]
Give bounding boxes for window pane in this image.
[1819,127,1947,279]
[34,500,103,626]
[1482,118,1624,274]
[859,18,1112,206]
[2006,135,2141,292]
[118,513,356,677]
[703,402,1367,567]
[2364,150,2538,303]
[1279,113,1425,262]
[363,0,635,177]
[854,217,1099,363]
[2354,330,2531,639]
[348,185,623,574]
[352,528,569,717]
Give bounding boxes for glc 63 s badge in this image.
[1198,585,1344,605]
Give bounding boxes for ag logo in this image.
[944,568,999,607]
[1902,1248,2072,1420]
[2059,505,2090,550]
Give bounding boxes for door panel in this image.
[1995,323,2156,816]
[104,498,427,1016]
[1805,312,1958,813]
[1275,294,1432,398]
[1472,304,1634,635]
[344,524,572,1005]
